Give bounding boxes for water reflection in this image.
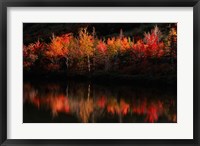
[23,81,177,123]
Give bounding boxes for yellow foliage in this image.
[79,28,94,56]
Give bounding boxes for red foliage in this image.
[97,41,107,54]
[23,25,177,73]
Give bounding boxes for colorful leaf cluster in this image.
[23,25,177,74]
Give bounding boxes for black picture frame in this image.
[0,0,199,145]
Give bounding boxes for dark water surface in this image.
[23,80,177,123]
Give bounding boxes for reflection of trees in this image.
[23,82,177,123]
[79,98,93,123]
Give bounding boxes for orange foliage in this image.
[47,33,72,57]
[23,25,177,73]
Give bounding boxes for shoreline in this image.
[23,71,177,87]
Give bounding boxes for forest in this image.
[23,23,177,123]
[23,23,177,84]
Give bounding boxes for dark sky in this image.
[23,23,175,44]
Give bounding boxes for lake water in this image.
[23,80,177,123]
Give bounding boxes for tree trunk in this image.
[87,84,90,100]
[66,85,69,97]
[93,57,95,71]
[92,86,95,123]
[65,57,69,69]
[93,50,95,71]
[105,57,110,71]
[87,55,91,73]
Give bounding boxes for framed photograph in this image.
[0,0,199,145]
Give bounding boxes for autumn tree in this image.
[79,28,94,73]
[23,40,44,71]
[143,25,165,58]
[96,40,107,68]
[45,33,72,71]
